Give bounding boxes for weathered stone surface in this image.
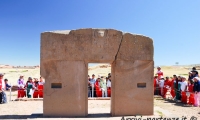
[41,29,123,63]
[111,60,154,116]
[42,60,87,116]
[41,28,154,117]
[117,33,153,61]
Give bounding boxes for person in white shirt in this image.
[107,76,111,88]
[181,77,188,91]
[38,77,45,85]
[100,76,107,97]
[180,77,188,103]
[159,76,165,96]
[106,76,111,97]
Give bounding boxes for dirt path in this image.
[0,96,200,119]
[154,96,200,119]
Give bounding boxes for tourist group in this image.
[88,73,111,97]
[0,74,45,103]
[154,67,200,107]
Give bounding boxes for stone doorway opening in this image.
[88,63,111,115]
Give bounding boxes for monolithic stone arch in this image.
[40,28,154,117]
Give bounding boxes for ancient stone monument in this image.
[40,28,154,117]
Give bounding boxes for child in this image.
[4,79,11,90]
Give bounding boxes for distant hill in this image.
[0,64,39,69]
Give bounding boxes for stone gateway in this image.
[40,28,154,117]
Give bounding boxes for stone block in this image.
[41,29,123,63]
[117,33,153,61]
[111,60,154,116]
[42,60,87,117]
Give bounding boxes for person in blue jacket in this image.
[4,79,11,90]
[193,77,200,107]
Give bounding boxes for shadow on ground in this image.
[30,113,112,118]
[0,115,30,119]
[0,113,113,119]
[157,97,194,107]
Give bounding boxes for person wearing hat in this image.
[190,67,199,77]
[193,77,200,107]
[188,72,194,80]
[156,66,164,78]
[0,73,7,103]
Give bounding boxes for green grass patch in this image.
[9,70,28,72]
[9,71,17,72]
[156,110,164,117]
[179,74,188,76]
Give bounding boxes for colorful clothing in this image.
[17,79,25,89]
[193,80,200,106]
[0,79,5,90]
[157,70,163,78]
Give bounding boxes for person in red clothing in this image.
[188,79,195,105]
[156,66,163,78]
[170,76,176,99]
[154,75,158,95]
[156,66,163,95]
[0,73,7,103]
[163,76,171,98]
[188,79,194,92]
[94,78,101,97]
[180,77,188,104]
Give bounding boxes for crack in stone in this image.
[46,89,56,96]
[113,34,123,63]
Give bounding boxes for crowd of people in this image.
[88,73,111,97]
[17,75,45,98]
[0,73,45,104]
[154,66,200,107]
[1,66,200,106]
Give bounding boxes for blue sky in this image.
[0,1,200,66]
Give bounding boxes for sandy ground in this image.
[0,96,200,120]
[0,68,40,86]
